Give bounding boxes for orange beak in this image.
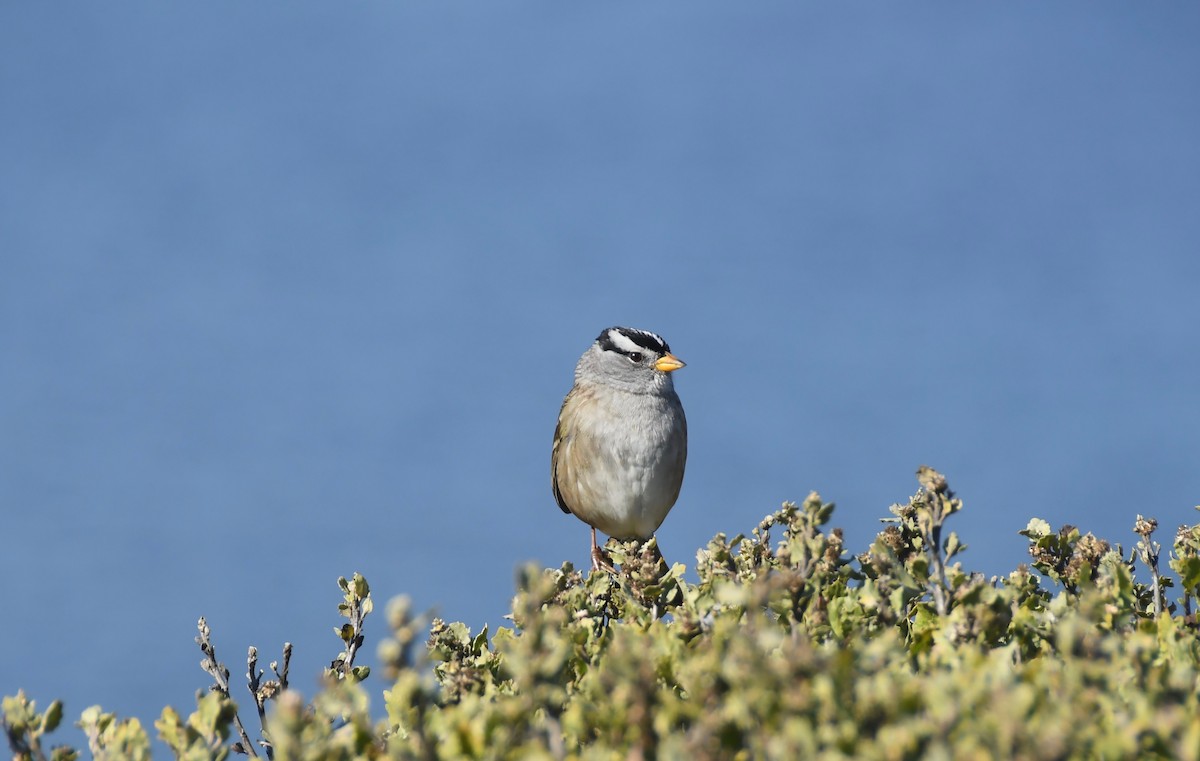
[654,353,686,373]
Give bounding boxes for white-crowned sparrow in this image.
[552,326,688,571]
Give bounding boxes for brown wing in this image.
[551,390,576,515]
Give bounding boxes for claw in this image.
[590,526,617,573]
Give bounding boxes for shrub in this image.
[6,468,1200,760]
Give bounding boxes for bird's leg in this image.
[590,526,616,573]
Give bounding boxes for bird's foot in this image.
[590,544,617,574]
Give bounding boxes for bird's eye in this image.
[627,352,644,363]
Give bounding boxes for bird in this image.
[551,326,688,571]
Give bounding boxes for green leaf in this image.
[41,699,63,733]
[944,531,964,559]
[1176,556,1200,592]
[351,573,370,598]
[470,626,490,655]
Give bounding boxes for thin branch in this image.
[329,575,372,681]
[1135,516,1164,617]
[196,617,258,757]
[926,514,950,618]
[273,643,292,692]
[916,467,957,618]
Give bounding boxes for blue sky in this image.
[2,0,1198,743]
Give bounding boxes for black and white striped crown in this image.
[596,326,670,357]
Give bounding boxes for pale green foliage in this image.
[6,469,1200,760]
[154,695,232,761]
[329,573,374,684]
[1170,509,1200,614]
[2,692,75,761]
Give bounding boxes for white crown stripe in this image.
[597,326,670,357]
[606,329,644,355]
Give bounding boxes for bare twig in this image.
[273,643,293,692]
[916,466,959,618]
[196,617,258,756]
[246,641,291,760]
[1135,516,1164,617]
[248,647,265,729]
